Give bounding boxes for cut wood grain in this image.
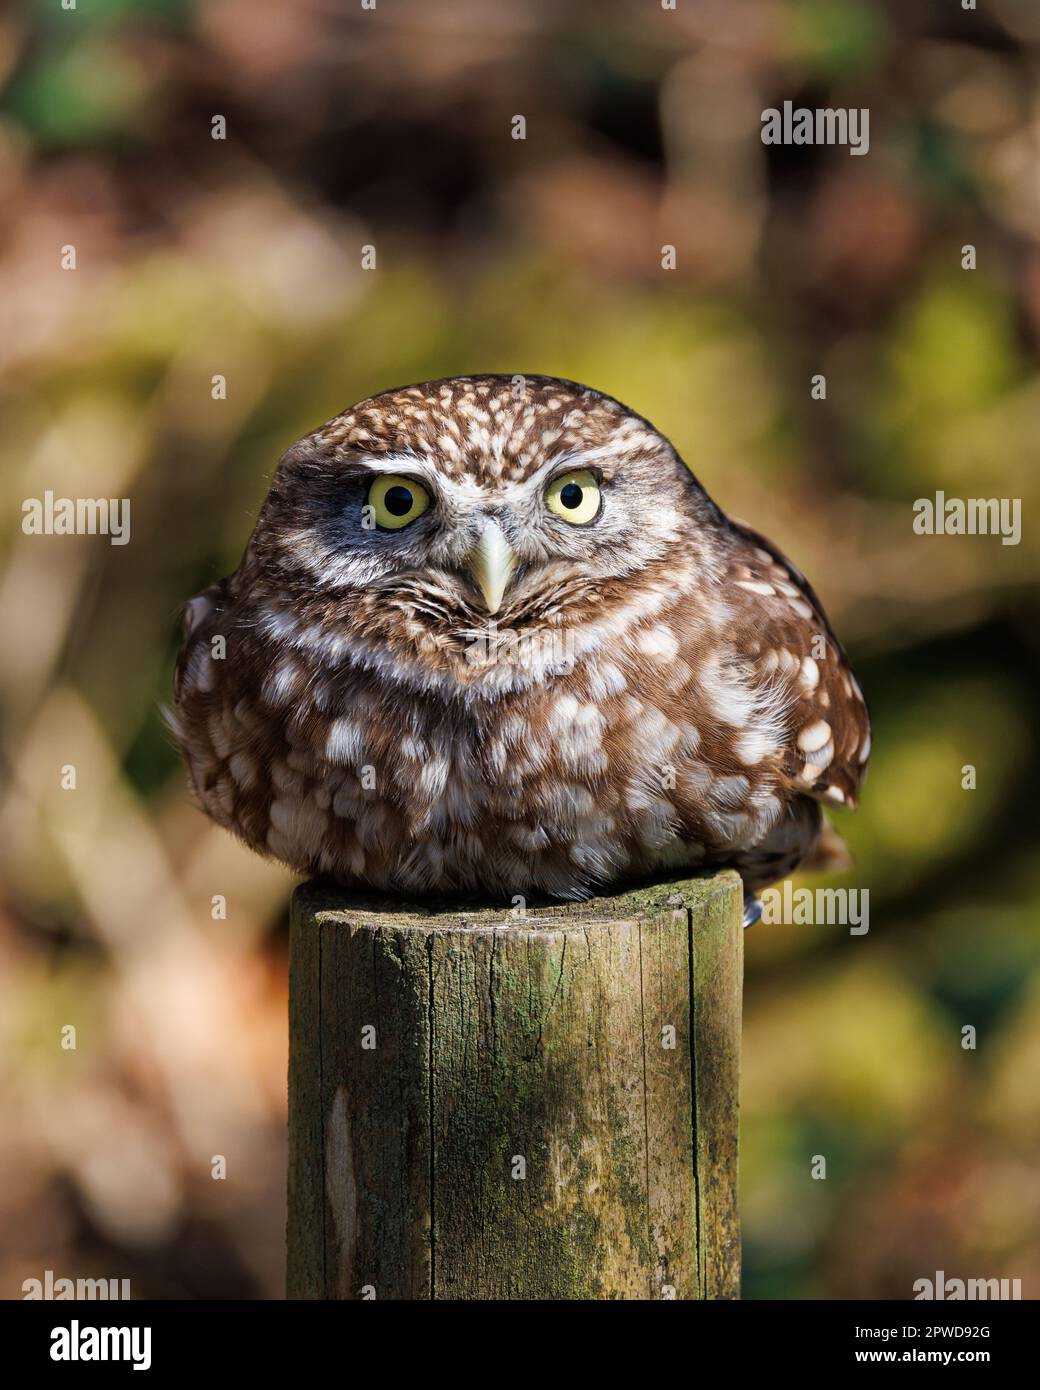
[288,871,743,1300]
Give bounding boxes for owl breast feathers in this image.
[170,374,870,902]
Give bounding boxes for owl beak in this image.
[467,520,517,615]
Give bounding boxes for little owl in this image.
[171,375,870,921]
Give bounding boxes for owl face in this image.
[246,376,719,679]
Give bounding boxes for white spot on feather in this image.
[798,720,832,753]
[636,625,679,660]
[799,656,820,691]
[735,729,776,765]
[326,719,364,764]
[736,579,776,597]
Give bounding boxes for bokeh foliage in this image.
[1,0,1037,1298]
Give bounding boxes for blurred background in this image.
[1,0,1038,1299]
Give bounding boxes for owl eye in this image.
[545,469,601,525]
[367,474,431,530]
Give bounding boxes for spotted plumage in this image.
[170,375,870,902]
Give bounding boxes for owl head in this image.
[239,375,722,691]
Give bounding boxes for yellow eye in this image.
[545,469,601,525]
[367,474,431,530]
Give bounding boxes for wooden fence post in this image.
[287,870,743,1300]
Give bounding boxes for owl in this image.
[170,375,870,923]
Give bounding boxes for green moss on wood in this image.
[296,868,742,932]
[288,870,743,1300]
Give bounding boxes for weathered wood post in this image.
[287,870,743,1300]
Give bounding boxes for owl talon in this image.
[743,894,763,929]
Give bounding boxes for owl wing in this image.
[723,516,871,810]
[172,577,233,703]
